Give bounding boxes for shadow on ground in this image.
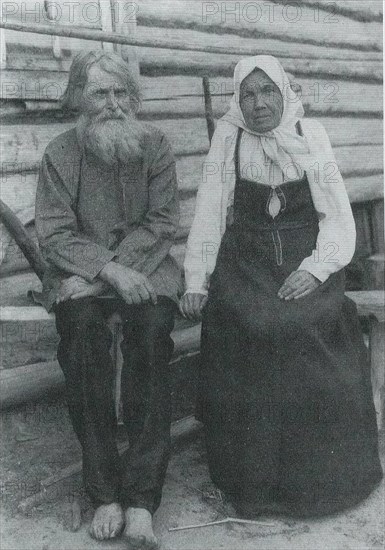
[1,396,384,550]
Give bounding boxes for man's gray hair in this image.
[61,50,141,113]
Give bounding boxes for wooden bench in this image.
[1,290,384,429]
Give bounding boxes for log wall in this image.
[0,0,383,369]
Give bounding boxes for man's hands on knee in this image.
[56,275,107,303]
[179,292,207,321]
[100,262,157,305]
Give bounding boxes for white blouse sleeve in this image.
[183,125,229,294]
[298,120,356,282]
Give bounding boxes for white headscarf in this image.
[183,55,356,294]
[222,55,310,176]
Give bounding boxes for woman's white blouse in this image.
[183,118,356,295]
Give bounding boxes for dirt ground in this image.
[1,395,384,550]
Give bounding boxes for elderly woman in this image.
[179,56,382,517]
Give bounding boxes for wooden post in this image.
[203,76,215,144]
[369,317,385,430]
[0,25,6,69]
[110,0,139,79]
[44,0,62,59]
[99,0,115,53]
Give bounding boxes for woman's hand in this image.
[179,293,208,321]
[56,275,107,303]
[278,270,321,301]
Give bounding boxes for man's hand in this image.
[99,262,157,305]
[179,293,208,321]
[278,270,321,301]
[56,275,107,303]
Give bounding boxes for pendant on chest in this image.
[266,187,286,219]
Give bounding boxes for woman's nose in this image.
[253,94,265,110]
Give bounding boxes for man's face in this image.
[81,65,133,121]
[76,63,145,165]
[239,69,283,133]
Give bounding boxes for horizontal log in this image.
[179,181,384,244]
[0,304,200,375]
[346,290,385,322]
[284,0,382,23]
[1,117,383,172]
[176,145,384,196]
[4,0,382,51]
[2,179,382,279]
[2,68,383,115]
[4,27,383,79]
[343,176,384,204]
[138,50,382,82]
[137,0,382,51]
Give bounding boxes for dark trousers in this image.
[54,296,176,514]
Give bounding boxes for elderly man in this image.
[35,51,181,549]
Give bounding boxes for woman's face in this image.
[239,69,283,133]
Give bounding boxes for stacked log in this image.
[0,0,383,393]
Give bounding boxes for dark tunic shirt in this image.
[35,124,182,311]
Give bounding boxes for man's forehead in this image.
[86,64,125,88]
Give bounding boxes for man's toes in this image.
[125,534,159,550]
[89,522,102,540]
[110,516,124,537]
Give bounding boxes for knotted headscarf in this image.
[222,55,311,176]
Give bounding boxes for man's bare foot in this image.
[89,503,124,540]
[123,507,159,550]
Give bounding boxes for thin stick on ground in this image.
[169,517,276,531]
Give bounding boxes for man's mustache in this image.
[94,110,129,122]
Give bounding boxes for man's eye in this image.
[242,92,254,99]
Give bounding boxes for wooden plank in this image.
[5,15,381,70]
[352,204,374,259]
[285,0,383,23]
[343,176,384,204]
[176,146,384,196]
[3,0,382,50]
[370,200,385,253]
[2,66,384,114]
[0,305,200,372]
[1,175,382,278]
[4,24,383,71]
[364,254,384,291]
[138,49,382,82]
[0,271,41,306]
[346,290,385,322]
[1,118,383,172]
[137,0,382,51]
[369,317,385,429]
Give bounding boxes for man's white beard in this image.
[76,112,145,166]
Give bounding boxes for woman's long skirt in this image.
[199,175,382,518]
